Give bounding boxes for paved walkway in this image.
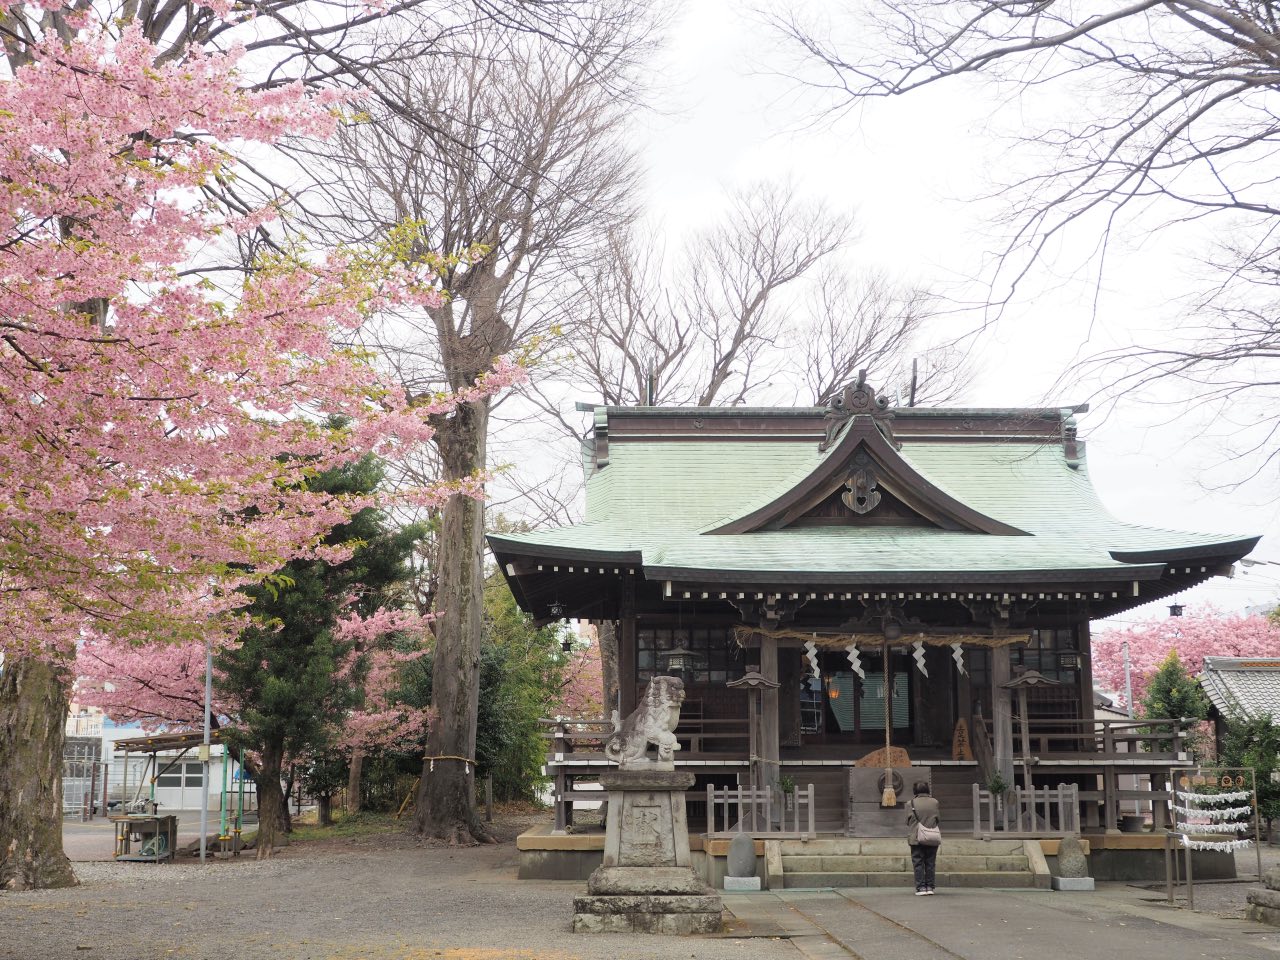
[725,886,1280,960]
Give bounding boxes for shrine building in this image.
[491,377,1257,880]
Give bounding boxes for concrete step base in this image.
[777,838,1024,856]
[781,854,1030,873]
[782,870,1037,889]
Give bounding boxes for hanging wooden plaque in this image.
[952,718,974,761]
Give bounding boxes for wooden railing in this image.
[541,716,749,757]
[972,783,1081,838]
[707,783,816,839]
[981,717,1190,759]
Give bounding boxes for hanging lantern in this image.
[548,600,566,619]
[1169,603,1184,617]
[659,645,705,680]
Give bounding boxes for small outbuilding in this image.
[1200,656,1280,748]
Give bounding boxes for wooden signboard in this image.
[952,718,974,761]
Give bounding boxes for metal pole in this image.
[1121,643,1140,815]
[219,741,230,852]
[199,635,212,863]
[236,746,245,855]
[1122,641,1134,716]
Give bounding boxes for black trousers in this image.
[911,843,938,891]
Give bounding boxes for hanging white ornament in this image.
[1180,836,1254,852]
[951,642,966,675]
[912,640,928,677]
[846,643,865,680]
[804,638,820,680]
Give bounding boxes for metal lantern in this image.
[1169,603,1184,618]
[548,600,566,619]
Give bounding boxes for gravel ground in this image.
[0,813,785,960]
[4,817,1278,960]
[1128,840,1280,919]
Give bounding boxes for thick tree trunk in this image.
[254,739,287,860]
[317,795,333,827]
[346,749,363,815]
[415,398,493,844]
[597,621,619,716]
[0,657,78,890]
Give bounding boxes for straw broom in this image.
[881,641,896,807]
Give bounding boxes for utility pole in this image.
[1121,640,1139,816]
[1122,641,1134,718]
[199,635,212,863]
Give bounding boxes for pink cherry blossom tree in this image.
[556,633,605,719]
[1092,606,1280,711]
[0,6,525,888]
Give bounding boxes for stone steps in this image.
[776,836,1035,889]
[782,870,1037,889]
[778,838,1023,856]
[781,854,1031,872]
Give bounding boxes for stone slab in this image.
[1248,888,1280,911]
[573,894,723,914]
[587,865,710,896]
[723,875,762,891]
[1248,903,1280,928]
[1051,876,1096,891]
[600,770,695,791]
[572,911,722,934]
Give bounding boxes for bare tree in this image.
[793,267,962,406]
[555,179,957,409]
[309,18,647,841]
[773,1,1280,467]
[564,181,857,406]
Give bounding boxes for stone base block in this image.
[574,894,723,914]
[588,865,709,896]
[723,875,762,891]
[573,910,723,935]
[1051,876,1095,891]
[1249,888,1280,911]
[1248,902,1280,927]
[573,894,723,935]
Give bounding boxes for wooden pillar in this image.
[1017,687,1033,793]
[759,633,781,799]
[1151,770,1170,830]
[1102,723,1119,832]
[618,575,637,717]
[1077,620,1095,723]
[992,645,1015,785]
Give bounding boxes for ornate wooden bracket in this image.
[842,466,881,515]
[818,370,899,452]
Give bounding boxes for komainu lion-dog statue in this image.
[604,675,685,767]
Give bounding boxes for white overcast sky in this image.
[562,0,1280,621]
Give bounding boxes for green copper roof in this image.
[490,427,1254,584]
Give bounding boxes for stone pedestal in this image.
[573,769,722,934]
[1247,867,1280,926]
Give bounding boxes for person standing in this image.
[907,780,941,895]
